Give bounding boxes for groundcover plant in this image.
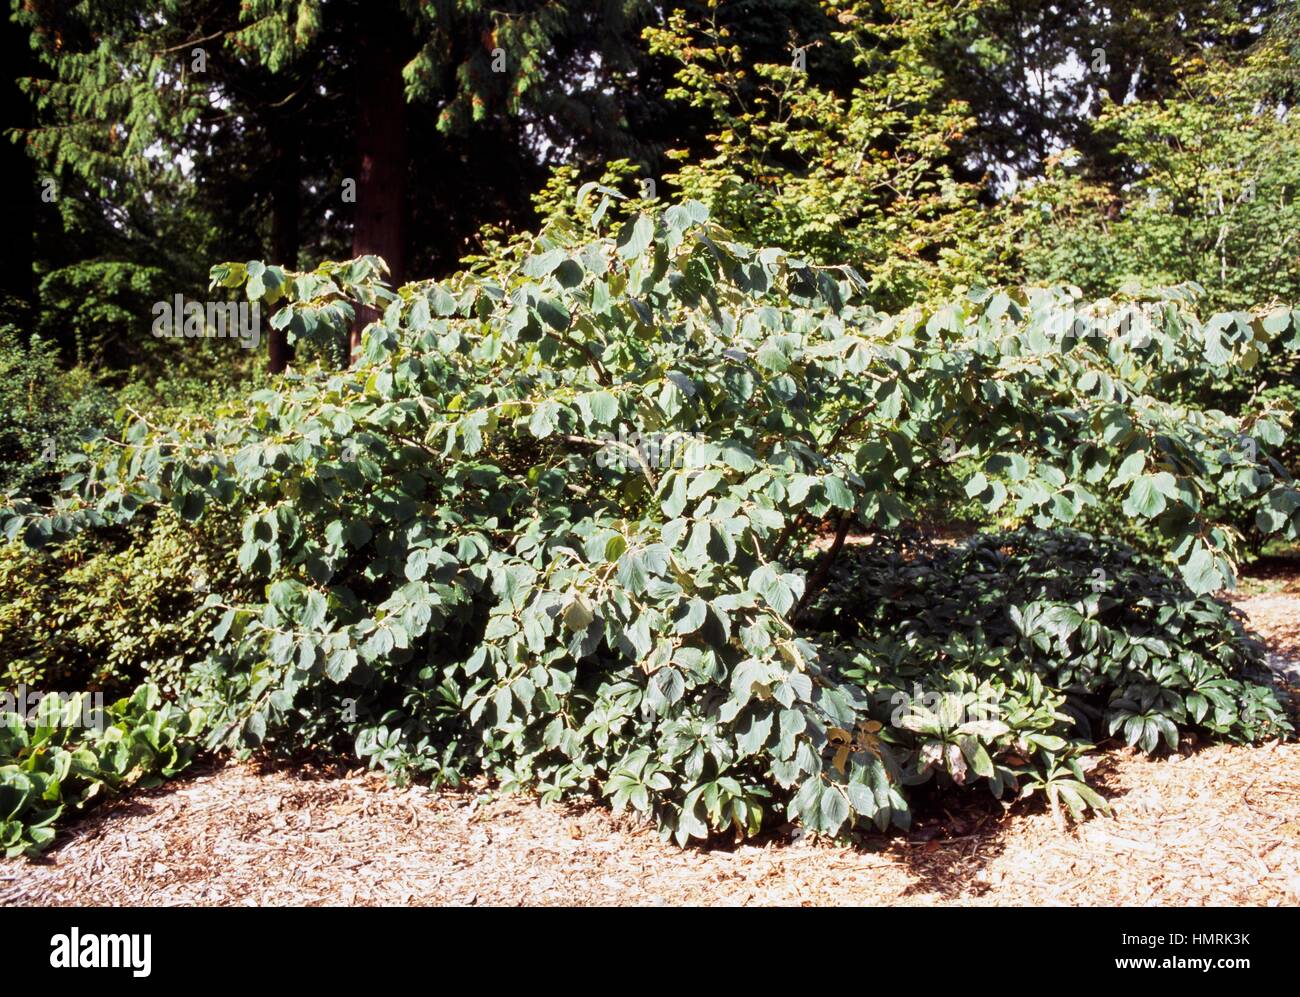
[3,198,1297,852]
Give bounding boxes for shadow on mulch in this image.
[1234,551,1300,596]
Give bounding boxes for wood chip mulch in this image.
[1229,590,1300,687]
[3,590,1299,907]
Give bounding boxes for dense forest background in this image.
[5,1,1297,379]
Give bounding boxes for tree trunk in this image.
[794,511,854,622]
[268,118,300,374]
[348,22,408,363]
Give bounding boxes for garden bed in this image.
[2,738,1297,907]
[4,593,1297,908]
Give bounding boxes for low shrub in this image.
[0,507,245,696]
[805,529,1292,787]
[0,325,115,502]
[6,200,1298,847]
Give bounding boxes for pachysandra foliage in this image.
[5,199,1298,845]
[806,530,1291,802]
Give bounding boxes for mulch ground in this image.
[4,587,1299,907]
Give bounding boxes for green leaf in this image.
[1123,474,1169,519]
[1180,543,1222,594]
[823,475,855,510]
[820,786,850,835]
[616,214,655,260]
[736,711,773,756]
[326,648,357,681]
[672,597,708,635]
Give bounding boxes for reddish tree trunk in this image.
[348,24,408,362]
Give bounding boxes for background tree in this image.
[915,0,1276,188]
[11,0,677,368]
[645,0,989,309]
[7,0,1297,376]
